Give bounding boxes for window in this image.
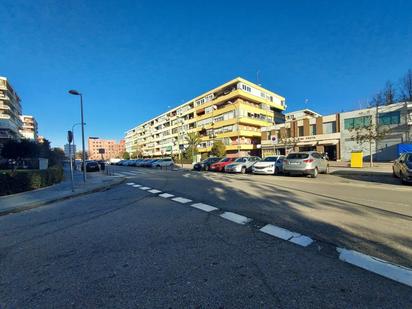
[241,84,251,92]
[344,116,371,130]
[310,124,317,135]
[286,128,291,137]
[323,121,336,134]
[298,126,304,136]
[379,111,400,125]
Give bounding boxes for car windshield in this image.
[263,157,278,162]
[287,153,309,159]
[235,158,247,162]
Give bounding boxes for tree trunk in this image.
[369,141,373,167]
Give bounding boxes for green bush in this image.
[0,166,64,196]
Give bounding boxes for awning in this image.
[318,139,339,145]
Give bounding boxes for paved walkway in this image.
[0,169,124,215]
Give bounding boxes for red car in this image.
[209,157,236,172]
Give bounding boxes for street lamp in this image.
[68,89,86,183]
[71,122,86,165]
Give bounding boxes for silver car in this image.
[283,151,328,178]
[392,152,412,184]
[252,156,285,175]
[224,156,261,174]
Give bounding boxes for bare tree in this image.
[350,123,389,167]
[399,69,412,102]
[383,81,396,105]
[278,130,299,154]
[370,91,384,107]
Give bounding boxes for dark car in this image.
[97,160,107,170]
[193,157,221,171]
[81,161,100,172]
[141,159,158,167]
[393,152,412,184]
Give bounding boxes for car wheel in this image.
[241,167,246,174]
[274,167,280,175]
[312,168,319,178]
[400,172,407,185]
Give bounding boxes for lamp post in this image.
[71,122,86,170]
[68,90,86,183]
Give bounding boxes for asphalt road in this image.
[0,166,411,308]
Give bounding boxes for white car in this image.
[152,158,174,168]
[224,156,261,173]
[252,156,285,175]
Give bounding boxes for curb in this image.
[0,177,126,217]
[330,170,392,177]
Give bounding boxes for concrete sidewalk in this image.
[0,170,125,216]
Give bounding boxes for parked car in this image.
[141,159,158,168]
[252,155,285,175]
[136,159,150,167]
[224,156,261,174]
[209,157,236,172]
[193,157,221,171]
[81,160,100,172]
[392,152,412,184]
[152,158,174,168]
[283,151,328,178]
[131,159,145,166]
[97,160,107,170]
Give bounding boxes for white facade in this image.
[340,102,412,161]
[0,77,23,144]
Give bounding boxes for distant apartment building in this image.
[88,137,125,160]
[0,76,23,148]
[261,109,341,160]
[340,101,412,161]
[19,115,38,140]
[125,77,286,157]
[64,143,77,159]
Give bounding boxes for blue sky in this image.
[1,0,411,148]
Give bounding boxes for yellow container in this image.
[351,151,363,168]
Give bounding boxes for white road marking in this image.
[259,224,314,247]
[132,184,142,187]
[122,171,137,175]
[126,182,135,185]
[139,187,151,190]
[148,189,162,194]
[289,235,314,247]
[220,212,252,225]
[191,203,218,212]
[172,197,192,204]
[159,193,174,198]
[183,173,191,178]
[337,248,412,288]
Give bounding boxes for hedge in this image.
[0,166,64,196]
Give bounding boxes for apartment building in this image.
[340,102,412,161]
[88,137,125,160]
[261,109,341,160]
[0,76,23,148]
[19,115,38,140]
[125,77,286,158]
